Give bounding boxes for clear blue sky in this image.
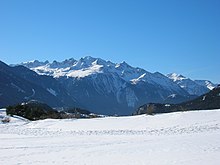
[0,0,219,83]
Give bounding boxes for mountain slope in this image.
[167,73,216,96]
[11,65,78,107]
[194,80,216,90]
[0,61,77,108]
[134,85,220,115]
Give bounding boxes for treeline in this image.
[6,100,99,121]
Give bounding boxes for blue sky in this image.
[0,0,219,83]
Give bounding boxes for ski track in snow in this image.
[1,109,220,165]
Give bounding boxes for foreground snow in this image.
[1,109,220,165]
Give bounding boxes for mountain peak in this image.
[83,55,96,60]
[115,61,131,69]
[50,58,77,68]
[21,60,49,68]
[167,73,186,81]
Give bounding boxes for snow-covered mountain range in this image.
[0,57,216,115]
[16,56,216,115]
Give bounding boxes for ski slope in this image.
[1,109,220,165]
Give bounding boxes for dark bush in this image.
[6,101,61,120]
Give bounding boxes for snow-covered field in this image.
[1,109,220,165]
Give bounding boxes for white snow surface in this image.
[1,109,220,165]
